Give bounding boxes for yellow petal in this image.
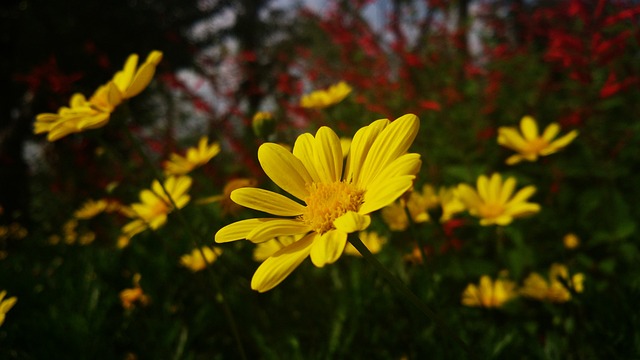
[509,185,537,205]
[487,173,502,202]
[113,54,138,92]
[457,184,482,209]
[360,174,415,214]
[310,230,347,267]
[499,177,517,204]
[251,233,315,292]
[246,218,311,243]
[497,127,528,151]
[231,188,305,216]
[357,114,419,187]
[334,211,371,233]
[520,116,539,141]
[366,153,421,190]
[345,119,389,184]
[476,175,490,202]
[544,130,578,154]
[215,218,274,243]
[313,127,343,183]
[541,123,561,142]
[505,154,524,165]
[258,143,312,200]
[125,60,158,98]
[292,133,321,182]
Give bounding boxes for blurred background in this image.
[1,0,639,358]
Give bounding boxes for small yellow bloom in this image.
[462,275,517,308]
[498,116,578,165]
[122,176,192,240]
[252,111,276,138]
[120,274,149,310]
[0,290,17,327]
[343,231,387,256]
[216,114,421,292]
[34,51,162,141]
[521,263,584,303]
[180,246,222,272]
[300,81,353,109]
[406,184,440,223]
[438,187,466,222]
[381,200,409,231]
[563,233,580,249]
[163,137,221,176]
[457,173,540,226]
[75,199,109,219]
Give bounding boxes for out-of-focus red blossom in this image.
[13,56,83,95]
[476,127,495,141]
[239,51,257,63]
[603,6,640,27]
[418,100,441,112]
[192,98,212,112]
[599,72,638,99]
[443,218,465,238]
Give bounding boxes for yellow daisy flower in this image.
[163,137,221,176]
[122,176,192,240]
[343,231,387,256]
[563,233,580,249]
[216,114,421,292]
[406,184,440,223]
[438,186,466,222]
[498,116,578,165]
[462,275,517,308]
[381,200,409,231]
[0,290,17,327]
[521,263,584,303]
[34,51,162,141]
[119,274,149,310]
[457,173,540,226]
[300,81,353,109]
[180,246,223,272]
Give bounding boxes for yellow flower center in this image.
[148,199,170,219]
[478,203,504,219]
[523,138,549,155]
[301,181,365,234]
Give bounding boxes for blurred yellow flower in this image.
[406,184,440,223]
[300,81,352,109]
[457,173,540,226]
[462,275,517,308]
[252,111,276,138]
[74,198,123,219]
[521,263,584,303]
[498,116,578,165]
[344,231,387,256]
[216,114,421,292]
[0,290,17,327]
[163,137,221,176]
[34,51,162,141]
[381,200,409,231]
[563,233,580,249]
[120,274,149,310]
[122,176,192,240]
[438,187,466,222]
[180,246,222,272]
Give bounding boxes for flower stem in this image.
[122,128,248,360]
[347,233,472,356]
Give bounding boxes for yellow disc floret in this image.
[301,181,365,234]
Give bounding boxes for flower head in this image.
[163,137,221,176]
[74,198,124,219]
[300,81,353,109]
[180,246,222,272]
[498,116,578,165]
[462,275,517,308]
[0,290,17,326]
[381,200,409,231]
[120,274,149,309]
[34,51,162,141]
[563,233,580,249]
[122,176,192,241]
[521,263,584,303]
[216,114,421,292]
[457,173,540,226]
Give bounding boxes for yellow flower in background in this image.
[120,274,150,310]
[0,290,17,326]
[438,186,466,222]
[457,173,540,226]
[122,176,192,240]
[252,235,300,262]
[563,233,580,249]
[407,184,440,223]
[196,178,258,216]
[180,246,222,272]
[300,81,353,109]
[381,200,409,231]
[498,116,578,165]
[521,264,584,303]
[34,50,162,141]
[343,231,387,256]
[216,114,421,292]
[163,137,221,176]
[34,94,111,141]
[74,198,124,219]
[252,111,276,138]
[462,275,517,308]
